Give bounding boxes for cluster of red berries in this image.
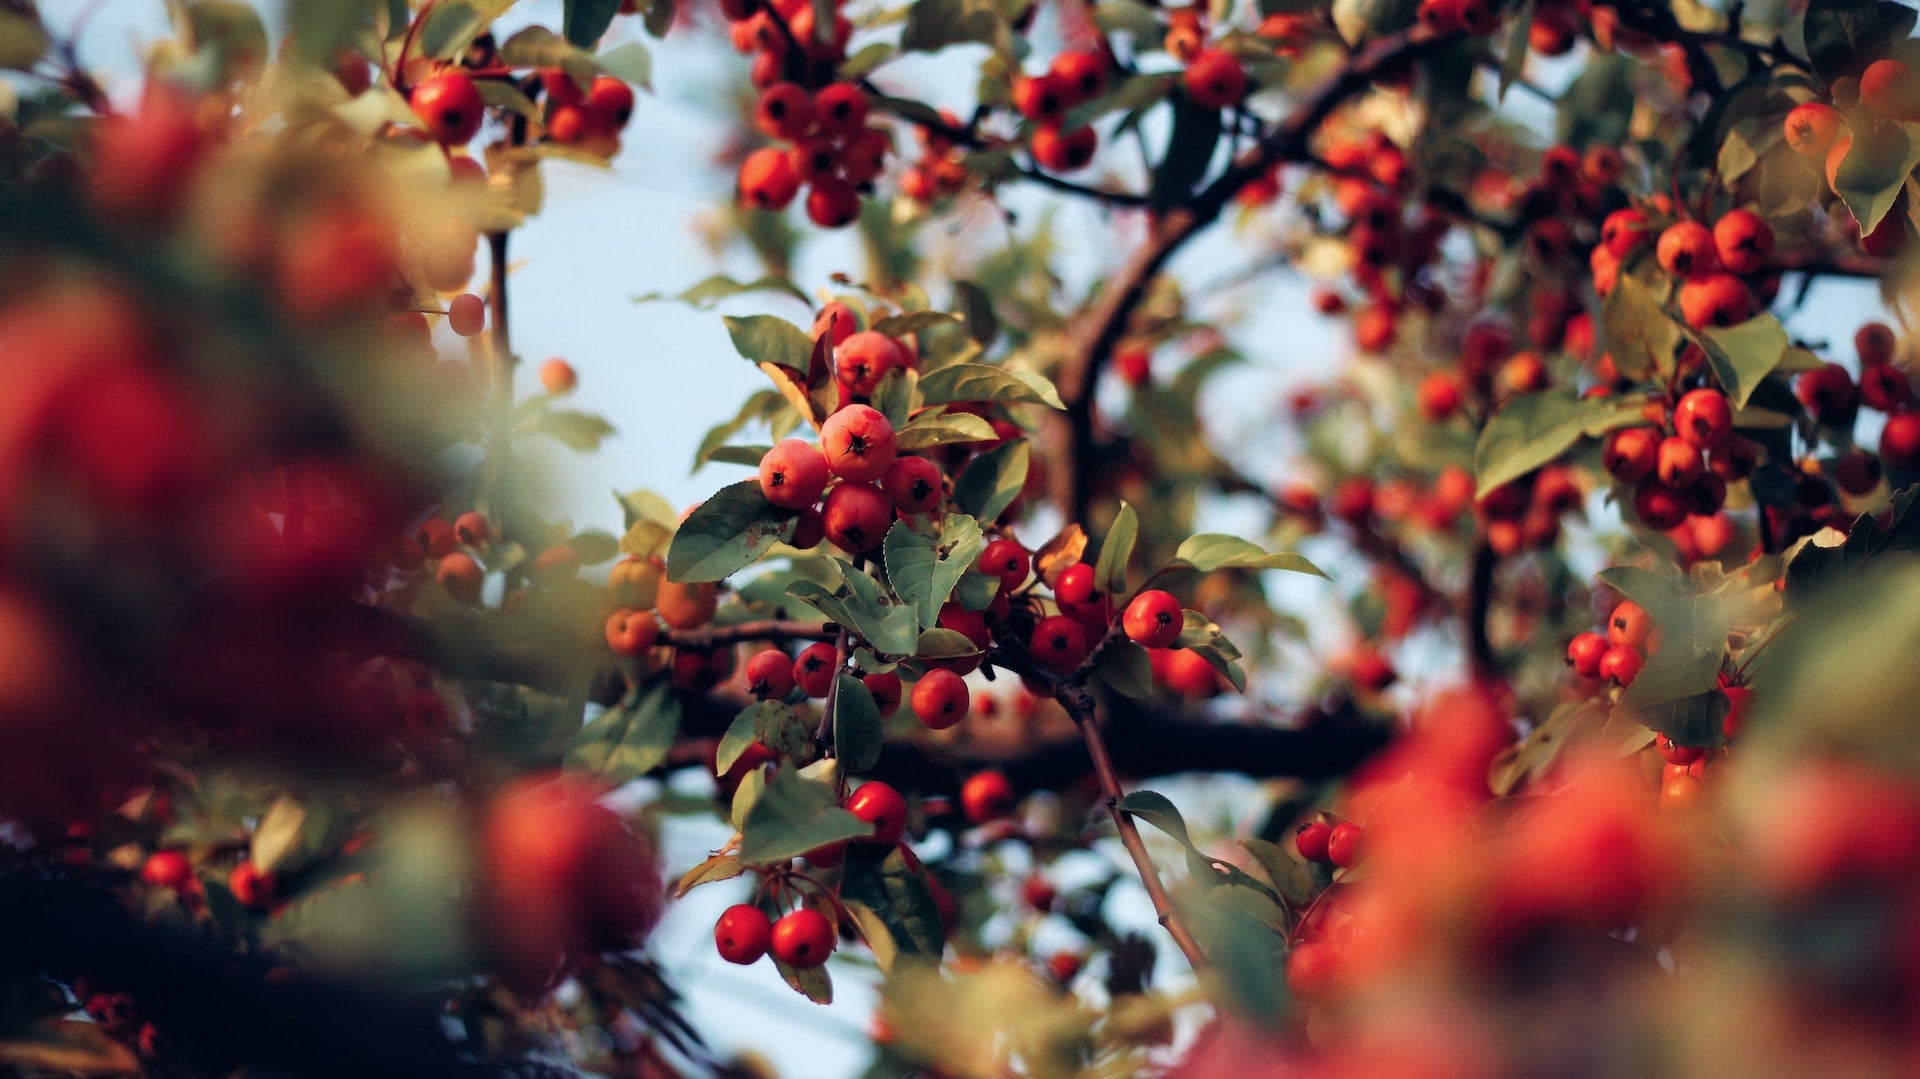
[140,849,280,912]
[1158,11,1251,111]
[1782,68,1915,254]
[1564,597,1657,691]
[1010,52,1108,174]
[1600,388,1744,533]
[714,901,838,968]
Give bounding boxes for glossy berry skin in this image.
[605,609,660,657]
[1295,820,1333,862]
[754,83,815,141]
[1656,436,1704,488]
[759,440,831,510]
[1054,563,1097,606]
[1050,50,1107,104]
[437,552,484,603]
[793,641,839,698]
[1326,822,1362,869]
[1607,601,1653,650]
[1861,59,1920,121]
[1858,322,1898,366]
[1012,74,1067,124]
[1713,209,1774,275]
[1029,615,1089,674]
[454,511,491,546]
[715,904,773,965]
[411,72,485,145]
[835,332,904,396]
[960,770,1016,824]
[846,781,908,846]
[1673,389,1733,449]
[1123,590,1182,649]
[1287,942,1339,999]
[978,539,1030,592]
[864,671,903,716]
[821,404,898,482]
[1884,411,1920,469]
[449,293,486,337]
[911,668,970,729]
[1603,427,1660,484]
[1031,125,1096,172]
[881,456,943,514]
[1861,363,1911,412]
[1633,480,1688,530]
[821,482,893,553]
[1657,735,1705,766]
[1797,362,1859,427]
[806,180,862,228]
[739,147,801,210]
[1783,102,1842,159]
[1566,631,1609,678]
[1600,208,1652,257]
[770,907,836,968]
[142,850,193,890]
[541,358,577,394]
[1184,50,1247,110]
[1417,372,1461,421]
[746,648,797,699]
[229,861,276,909]
[1656,221,1719,280]
[1599,645,1645,687]
[587,77,635,130]
[813,83,869,138]
[1678,274,1754,329]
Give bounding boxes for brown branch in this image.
[665,619,835,650]
[1464,530,1498,683]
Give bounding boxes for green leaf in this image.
[1834,118,1920,236]
[1474,391,1647,498]
[665,479,797,583]
[1096,640,1155,698]
[842,846,945,960]
[571,530,620,565]
[918,363,1066,410]
[834,674,884,773]
[724,314,814,373]
[643,0,675,36]
[616,488,677,530]
[1150,96,1223,211]
[1802,0,1917,82]
[787,569,922,656]
[775,958,834,1003]
[1556,51,1635,147]
[1239,837,1317,907]
[1785,484,1920,604]
[1096,502,1138,595]
[1497,0,1534,103]
[896,412,996,451]
[637,274,809,308]
[883,515,986,630]
[564,0,621,46]
[872,311,959,337]
[738,765,872,865]
[675,852,748,897]
[915,628,982,657]
[497,24,601,79]
[899,0,1003,52]
[1117,790,1277,898]
[840,41,896,79]
[595,40,652,90]
[953,281,998,347]
[1696,314,1790,409]
[566,682,683,783]
[718,700,811,773]
[418,0,520,60]
[952,440,1029,523]
[1094,0,1161,40]
[1603,274,1679,381]
[872,368,919,433]
[538,409,617,450]
[250,797,308,874]
[1165,534,1326,577]
[474,78,542,124]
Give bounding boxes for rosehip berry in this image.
[759,439,831,510]
[881,455,943,514]
[1633,479,1688,530]
[1417,372,1461,421]
[1882,410,1920,468]
[864,671,902,716]
[1603,427,1660,484]
[1012,74,1068,124]
[1861,363,1911,412]
[1326,822,1362,868]
[1123,589,1182,649]
[656,579,718,629]
[960,769,1016,824]
[911,668,970,730]
[1797,362,1859,427]
[793,641,839,698]
[1031,124,1097,172]
[1858,322,1898,366]
[1861,58,1920,121]
[1607,600,1653,650]
[771,906,837,967]
[1678,273,1755,329]
[587,77,635,131]
[453,511,491,546]
[1184,49,1247,110]
[1295,820,1332,862]
[746,648,797,699]
[1674,388,1733,449]
[1566,631,1609,678]
[835,331,904,396]
[821,404,898,482]
[1835,448,1882,496]
[846,780,908,846]
[978,539,1030,592]
[411,72,485,145]
[605,608,660,657]
[821,482,893,553]
[1600,208,1652,257]
[1028,615,1089,674]
[1599,645,1645,686]
[1286,941,1339,999]
[1656,436,1704,488]
[715,904,773,965]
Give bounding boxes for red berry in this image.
[411,72,485,144]
[1712,209,1774,276]
[771,907,836,967]
[813,83,870,138]
[1326,822,1362,868]
[793,641,839,697]
[1656,735,1704,766]
[805,179,861,228]
[448,293,485,337]
[821,404,898,482]
[605,608,660,657]
[754,83,816,140]
[454,511,492,546]
[978,539,1031,592]
[821,482,893,553]
[587,77,635,131]
[229,860,277,909]
[1012,74,1068,124]
[1287,941,1339,998]
[1599,645,1645,686]
[142,851,193,890]
[1029,615,1089,674]
[960,770,1016,824]
[1031,124,1097,172]
[746,648,797,699]
[1566,631,1609,678]
[1184,50,1247,110]
[1122,589,1182,649]
[864,671,903,716]
[759,439,831,509]
[740,147,801,210]
[846,781,908,846]
[1882,410,1920,469]
[881,455,944,514]
[1054,563,1097,606]
[1295,820,1332,862]
[1673,389,1733,449]
[1656,221,1719,280]
[911,668,970,730]
[835,331,904,396]
[715,904,773,964]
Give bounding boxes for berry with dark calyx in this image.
[411,72,485,145]
[793,641,838,698]
[821,482,893,553]
[605,609,660,657]
[1835,449,1882,496]
[746,648,797,699]
[1607,600,1653,650]
[821,404,898,482]
[1603,427,1660,483]
[1184,49,1248,110]
[1713,209,1774,275]
[454,511,491,546]
[1123,589,1182,649]
[813,83,870,138]
[911,668,970,729]
[1326,822,1362,868]
[961,770,1016,824]
[1599,645,1645,687]
[834,331,903,396]
[1634,479,1688,530]
[1566,631,1609,678]
[1674,388,1733,449]
[1656,436,1705,488]
[587,77,635,131]
[739,147,801,210]
[229,860,277,909]
[864,671,902,716]
[1656,221,1719,280]
[881,455,944,514]
[1783,102,1841,159]
[1029,615,1089,674]
[1861,363,1911,412]
[1797,362,1859,427]
[715,904,773,964]
[846,781,908,846]
[754,83,815,141]
[1295,820,1333,862]
[770,907,836,968]
[759,440,831,509]
[805,179,861,228]
[978,539,1030,592]
[1012,74,1068,124]
[142,851,193,890]
[1031,125,1096,172]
